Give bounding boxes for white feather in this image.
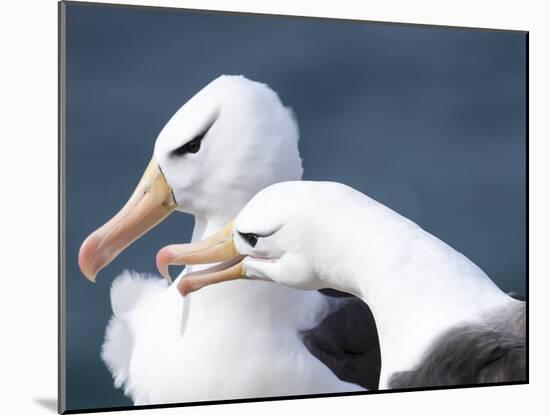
[233,181,522,388]
[101,77,364,404]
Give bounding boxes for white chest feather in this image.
[102,272,363,404]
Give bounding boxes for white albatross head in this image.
[155,181,368,296]
[78,75,302,282]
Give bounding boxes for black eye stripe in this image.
[172,134,204,156]
[238,232,258,247]
[171,120,215,157]
[236,225,283,247]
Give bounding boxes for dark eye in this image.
[239,232,258,247]
[185,137,202,153]
[172,134,204,156]
[172,119,216,157]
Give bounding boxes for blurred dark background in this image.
[64,2,526,411]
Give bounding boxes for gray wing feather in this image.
[389,301,526,388]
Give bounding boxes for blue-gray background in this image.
[64,2,526,411]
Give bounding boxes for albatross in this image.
[78,76,370,404]
[161,180,526,389]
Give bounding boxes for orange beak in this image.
[78,158,176,282]
[155,221,245,296]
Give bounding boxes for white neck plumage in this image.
[177,211,236,277]
[316,196,515,389]
[172,206,326,336]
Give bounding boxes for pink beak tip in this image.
[177,279,194,297]
[78,236,99,282]
[156,247,175,282]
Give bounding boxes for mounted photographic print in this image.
[58,1,528,413]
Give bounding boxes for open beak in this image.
[155,221,245,296]
[78,158,176,282]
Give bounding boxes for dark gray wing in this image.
[389,301,526,389]
[301,290,381,390]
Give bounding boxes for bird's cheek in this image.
[242,258,275,282]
